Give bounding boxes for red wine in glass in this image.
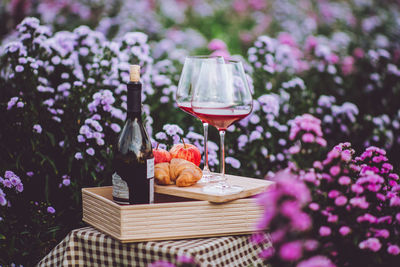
[178,101,207,123]
[193,107,251,131]
[177,101,196,116]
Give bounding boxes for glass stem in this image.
[219,130,226,179]
[202,122,210,172]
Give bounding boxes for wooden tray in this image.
[82,186,268,243]
[155,173,273,203]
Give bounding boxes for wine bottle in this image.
[112,65,154,205]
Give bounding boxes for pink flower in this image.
[341,56,354,75]
[328,53,339,64]
[390,196,400,207]
[148,261,175,267]
[281,201,299,217]
[313,161,323,170]
[396,213,400,223]
[328,190,339,198]
[374,229,389,239]
[335,196,347,206]
[351,184,364,194]
[387,245,400,255]
[304,240,319,251]
[279,241,303,261]
[328,214,338,223]
[232,0,247,13]
[259,247,274,260]
[208,39,227,51]
[316,137,327,147]
[338,176,351,185]
[292,212,312,231]
[329,166,341,176]
[211,50,230,59]
[339,226,351,236]
[319,226,331,236]
[248,0,266,10]
[359,238,381,252]
[289,145,300,154]
[357,213,377,223]
[297,256,335,267]
[303,172,316,183]
[305,36,318,51]
[353,48,364,58]
[341,150,352,162]
[278,32,296,47]
[309,202,319,211]
[302,133,315,143]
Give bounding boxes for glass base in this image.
[202,183,243,195]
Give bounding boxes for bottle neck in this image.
[127,81,142,121]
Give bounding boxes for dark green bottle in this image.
[112,65,154,205]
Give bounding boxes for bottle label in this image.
[147,158,154,179]
[112,172,129,201]
[149,178,154,204]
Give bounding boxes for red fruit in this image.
[153,145,172,164]
[169,142,201,166]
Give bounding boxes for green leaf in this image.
[0,234,5,240]
[45,131,56,147]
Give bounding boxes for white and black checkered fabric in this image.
[37,227,270,267]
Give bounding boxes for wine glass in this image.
[176,56,224,183]
[191,59,253,195]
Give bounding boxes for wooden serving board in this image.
[154,173,273,203]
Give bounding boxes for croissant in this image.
[154,158,202,187]
[154,162,172,185]
[170,158,202,187]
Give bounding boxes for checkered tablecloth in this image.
[37,226,270,267]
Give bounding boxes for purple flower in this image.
[26,171,34,177]
[2,179,12,188]
[33,124,42,133]
[0,195,7,206]
[16,183,24,192]
[10,176,21,186]
[74,152,83,160]
[319,226,331,236]
[279,241,303,261]
[110,123,121,133]
[225,157,241,169]
[387,245,400,255]
[86,148,95,156]
[15,65,24,72]
[47,206,56,214]
[77,135,85,143]
[62,179,71,186]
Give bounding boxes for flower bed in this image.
[0,0,400,265]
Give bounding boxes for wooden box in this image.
[82,185,267,243]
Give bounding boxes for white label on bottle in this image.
[149,178,154,204]
[112,172,129,201]
[147,158,154,179]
